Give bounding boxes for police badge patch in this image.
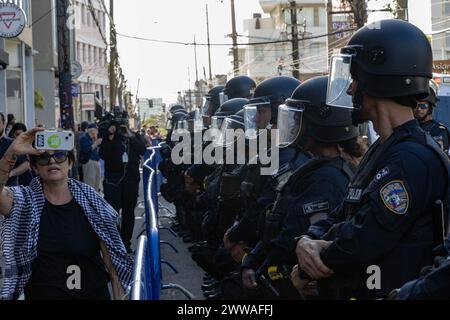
[380,180,409,215]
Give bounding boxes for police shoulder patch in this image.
[379,180,409,215]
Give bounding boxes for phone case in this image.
[35,131,75,151]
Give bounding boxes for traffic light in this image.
[149,99,154,108]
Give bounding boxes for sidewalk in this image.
[131,186,204,300]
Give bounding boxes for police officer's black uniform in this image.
[421,120,450,153]
[240,76,358,299]
[305,20,450,299]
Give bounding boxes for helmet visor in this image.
[201,97,211,115]
[276,103,304,148]
[193,109,204,132]
[211,116,226,131]
[175,120,188,132]
[214,117,245,148]
[244,101,272,139]
[327,54,354,109]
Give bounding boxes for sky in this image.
[114,0,392,105]
[114,0,263,104]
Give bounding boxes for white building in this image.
[241,0,328,82]
[138,98,165,122]
[408,0,450,63]
[74,0,108,123]
[0,0,35,130]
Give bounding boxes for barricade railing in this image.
[130,139,195,300]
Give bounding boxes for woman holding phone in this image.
[0,128,133,300]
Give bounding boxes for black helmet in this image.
[215,98,249,117]
[169,104,185,114]
[205,85,225,116]
[244,76,300,138]
[223,76,256,100]
[423,79,439,108]
[278,76,358,147]
[212,98,248,130]
[168,110,189,130]
[327,19,433,119]
[214,108,246,148]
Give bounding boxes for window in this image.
[87,8,91,27]
[313,7,319,27]
[83,44,87,64]
[445,1,450,15]
[254,45,264,61]
[77,42,82,62]
[94,47,98,65]
[81,5,86,25]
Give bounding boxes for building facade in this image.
[240,0,328,82]
[74,0,108,123]
[0,0,35,130]
[138,98,165,122]
[32,0,59,128]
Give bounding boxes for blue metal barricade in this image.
[130,140,195,300]
[130,144,162,300]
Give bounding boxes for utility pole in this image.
[194,35,199,83]
[326,0,334,69]
[109,0,116,110]
[135,78,141,127]
[290,1,300,80]
[206,4,213,82]
[230,0,239,75]
[56,0,74,130]
[188,67,192,112]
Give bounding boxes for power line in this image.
[115,28,356,47]
[30,6,56,27]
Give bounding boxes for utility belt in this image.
[261,206,283,245]
[257,264,303,300]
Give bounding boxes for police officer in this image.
[413,80,450,153]
[224,76,305,251]
[295,19,450,299]
[202,86,225,128]
[191,100,249,278]
[240,76,359,298]
[202,77,303,299]
[393,255,450,299]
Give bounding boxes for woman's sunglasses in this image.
[36,151,69,166]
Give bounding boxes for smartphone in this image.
[35,131,75,151]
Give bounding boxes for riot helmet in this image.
[326,19,433,124]
[203,85,225,127]
[244,76,300,139]
[222,76,256,104]
[278,76,358,148]
[214,110,246,148]
[212,98,249,131]
[414,79,440,121]
[169,104,185,115]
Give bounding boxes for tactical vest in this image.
[260,157,354,245]
[335,124,450,299]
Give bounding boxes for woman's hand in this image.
[6,128,45,158]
